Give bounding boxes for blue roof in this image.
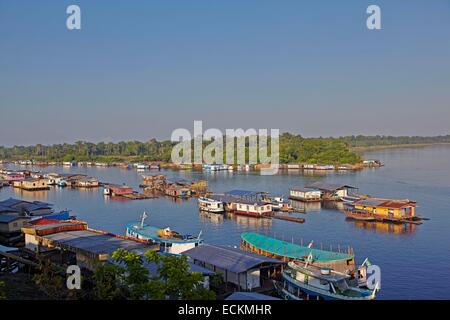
[209,194,268,206]
[225,190,263,197]
[0,205,19,213]
[0,214,29,223]
[182,244,283,274]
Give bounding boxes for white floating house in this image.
[289,188,322,202]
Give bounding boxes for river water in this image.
[1,145,450,299]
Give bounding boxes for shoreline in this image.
[351,142,450,152]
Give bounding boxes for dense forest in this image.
[2,134,448,165]
[341,135,450,148]
[0,133,362,164]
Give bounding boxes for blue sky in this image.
[1,0,449,146]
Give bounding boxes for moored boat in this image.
[277,261,378,300]
[126,212,203,255]
[198,197,224,213]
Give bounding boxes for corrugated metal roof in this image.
[0,214,29,223]
[182,244,283,274]
[355,199,415,209]
[305,182,357,192]
[43,230,151,256]
[290,187,320,193]
[209,194,268,206]
[225,190,264,197]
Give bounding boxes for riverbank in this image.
[351,142,450,152]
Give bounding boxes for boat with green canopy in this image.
[240,232,355,273]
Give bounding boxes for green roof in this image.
[241,233,354,263]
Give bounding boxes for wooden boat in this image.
[198,197,224,213]
[277,261,378,300]
[126,212,203,255]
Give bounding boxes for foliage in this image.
[92,249,215,300]
[341,135,450,148]
[0,133,367,164]
[91,263,127,300]
[0,280,6,300]
[32,259,66,299]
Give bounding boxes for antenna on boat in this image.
[140,211,148,229]
[198,230,203,239]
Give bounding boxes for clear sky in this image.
[1,0,449,146]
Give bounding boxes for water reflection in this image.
[225,212,272,229]
[345,219,417,235]
[198,211,224,225]
[13,188,49,200]
[289,200,321,213]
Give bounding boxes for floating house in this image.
[231,200,272,218]
[212,190,273,218]
[12,178,50,191]
[141,174,166,190]
[0,198,54,216]
[183,244,284,292]
[289,188,322,202]
[165,184,191,198]
[305,182,358,201]
[4,173,25,182]
[315,164,335,170]
[75,177,99,188]
[198,197,225,213]
[104,184,134,196]
[363,159,383,167]
[345,198,419,223]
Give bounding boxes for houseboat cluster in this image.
[140,174,208,199]
[0,203,380,300]
[288,182,422,224]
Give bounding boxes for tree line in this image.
[7,133,439,165]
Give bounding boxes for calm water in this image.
[1,146,450,299]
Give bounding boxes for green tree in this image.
[0,280,6,300]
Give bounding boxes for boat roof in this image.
[0,214,30,223]
[182,244,283,274]
[127,223,201,244]
[305,182,357,192]
[288,261,348,282]
[209,194,268,206]
[225,190,267,197]
[290,187,320,193]
[241,233,354,263]
[354,198,416,209]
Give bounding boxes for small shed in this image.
[183,244,284,291]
